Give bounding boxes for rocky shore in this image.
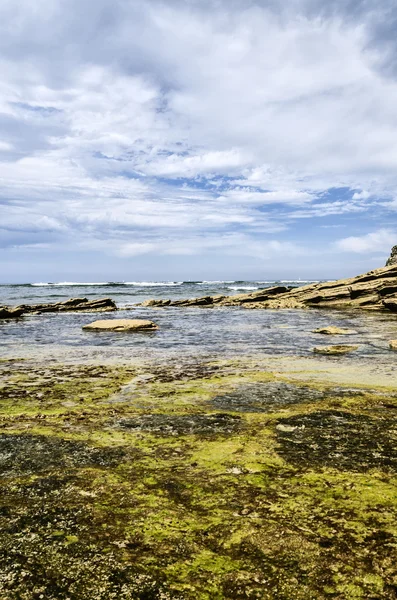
[1,354,396,599]
[140,263,397,312]
[0,297,116,319]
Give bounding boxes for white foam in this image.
[122,281,183,287]
[228,286,258,291]
[280,280,319,284]
[31,282,109,286]
[197,280,235,284]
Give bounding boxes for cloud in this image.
[335,229,397,253]
[1,0,397,279]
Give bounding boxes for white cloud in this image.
[1,0,397,278]
[335,229,397,253]
[352,190,371,200]
[218,189,315,205]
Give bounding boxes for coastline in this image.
[1,261,397,598]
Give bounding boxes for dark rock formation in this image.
[386,245,397,267]
[139,265,397,312]
[0,306,25,319]
[2,297,117,318]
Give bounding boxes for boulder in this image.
[0,306,25,319]
[312,327,356,335]
[313,345,359,355]
[83,319,158,332]
[389,340,397,351]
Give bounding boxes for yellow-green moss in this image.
[1,356,397,599]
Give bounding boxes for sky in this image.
[1,0,397,283]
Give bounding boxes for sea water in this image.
[1,280,397,365]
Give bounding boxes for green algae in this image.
[0,356,397,599]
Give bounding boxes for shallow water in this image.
[1,302,397,366]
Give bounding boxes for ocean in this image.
[0,279,321,308]
[1,280,397,365]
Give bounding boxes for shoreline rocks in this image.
[138,264,397,312]
[0,297,117,319]
[313,345,359,355]
[0,306,25,319]
[313,327,356,335]
[82,319,158,332]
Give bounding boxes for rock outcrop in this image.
[0,306,25,319]
[12,297,117,316]
[138,264,397,312]
[82,319,158,332]
[386,245,397,267]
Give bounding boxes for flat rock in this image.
[83,319,158,332]
[313,326,356,335]
[12,297,117,314]
[313,345,359,355]
[138,260,397,312]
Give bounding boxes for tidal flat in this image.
[1,353,396,599]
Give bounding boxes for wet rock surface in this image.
[146,361,222,383]
[312,326,356,335]
[211,382,326,412]
[313,344,359,355]
[116,412,242,436]
[0,433,126,476]
[276,410,397,472]
[1,356,397,599]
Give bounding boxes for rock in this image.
[313,327,356,335]
[386,245,397,267]
[389,340,397,351]
[141,299,171,307]
[139,264,397,312]
[82,319,158,332]
[313,345,359,355]
[0,306,25,319]
[13,297,117,314]
[383,295,397,312]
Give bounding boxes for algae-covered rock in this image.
[312,326,356,335]
[211,382,325,412]
[116,412,242,436]
[83,319,158,332]
[313,344,359,355]
[276,410,397,471]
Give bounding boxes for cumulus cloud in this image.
[335,229,397,253]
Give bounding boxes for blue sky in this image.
[1,0,397,282]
